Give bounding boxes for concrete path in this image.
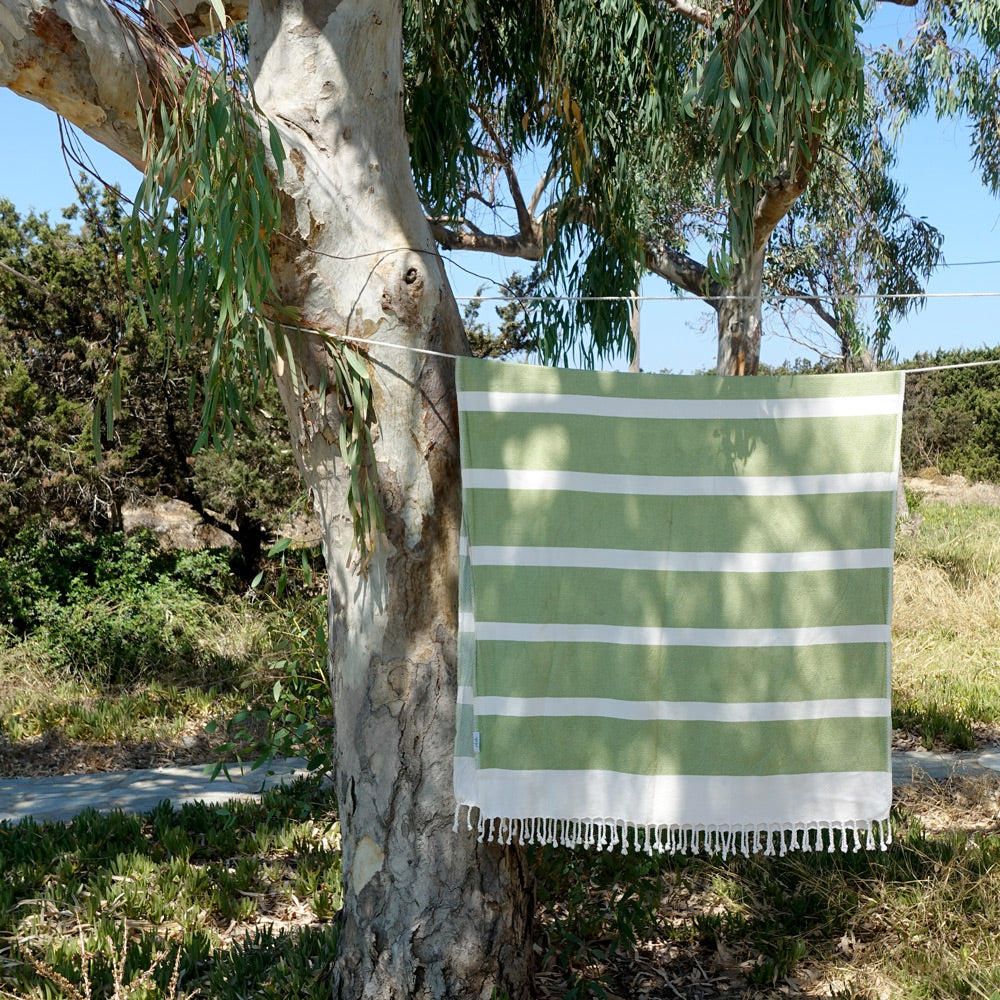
[0,757,319,824]
[1,750,999,825]
[892,747,1000,785]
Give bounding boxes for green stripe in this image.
[474,641,888,703]
[476,716,889,775]
[462,490,895,552]
[461,411,901,478]
[456,358,903,401]
[473,566,890,629]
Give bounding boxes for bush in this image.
[901,347,1000,482]
[0,522,237,685]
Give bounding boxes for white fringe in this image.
[455,805,892,856]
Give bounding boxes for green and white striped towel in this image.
[453,358,903,857]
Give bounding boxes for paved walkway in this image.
[893,747,1000,785]
[0,757,319,824]
[1,750,999,825]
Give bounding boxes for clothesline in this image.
[455,291,1000,303]
[329,328,1000,377]
[2,252,996,375]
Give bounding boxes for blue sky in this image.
[1,7,997,374]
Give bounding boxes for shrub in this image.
[0,522,237,685]
[901,347,1000,482]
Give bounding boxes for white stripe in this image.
[463,468,897,496]
[457,685,474,707]
[453,758,891,828]
[472,695,889,722]
[472,622,890,646]
[459,612,476,634]
[468,546,892,572]
[458,390,902,421]
[459,534,469,557]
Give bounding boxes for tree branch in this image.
[664,0,712,28]
[752,129,824,254]
[528,161,558,217]
[803,273,840,333]
[142,0,248,44]
[0,0,170,170]
[470,103,534,238]
[641,236,720,301]
[428,220,543,260]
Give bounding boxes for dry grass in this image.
[893,557,1000,636]
[4,929,190,1000]
[0,602,278,775]
[892,500,1000,749]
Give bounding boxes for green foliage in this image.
[205,925,340,1000]
[0,186,304,566]
[892,698,976,751]
[124,48,381,568]
[0,187,131,530]
[405,0,694,363]
[0,779,340,1000]
[462,275,537,360]
[419,0,930,368]
[900,347,1000,482]
[533,845,666,995]
[873,0,1000,197]
[210,543,333,778]
[124,58,285,450]
[0,522,236,686]
[688,0,865,262]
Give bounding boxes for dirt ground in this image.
[905,467,1000,507]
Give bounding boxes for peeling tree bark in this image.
[1,0,535,995]
[0,0,151,167]
[251,1,534,996]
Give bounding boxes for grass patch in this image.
[892,502,1000,749]
[534,776,1000,999]
[0,778,340,1000]
[6,773,1000,1000]
[0,525,330,775]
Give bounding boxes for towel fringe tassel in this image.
[454,806,891,856]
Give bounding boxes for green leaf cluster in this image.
[405,0,695,364]
[124,52,381,569]
[124,61,285,452]
[0,521,237,685]
[687,0,865,261]
[900,347,1000,483]
[873,0,1000,197]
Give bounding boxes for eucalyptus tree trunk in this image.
[249,1,533,996]
[715,249,766,376]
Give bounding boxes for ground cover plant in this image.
[532,773,1000,999]
[0,779,342,1000]
[4,773,1000,999]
